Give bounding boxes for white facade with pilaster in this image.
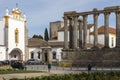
[0,7,27,61]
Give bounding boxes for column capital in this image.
[93,8,98,11]
[93,12,99,16]
[94,13,99,19]
[72,14,79,18]
[70,15,79,21]
[67,16,72,20]
[78,19,83,22]
[115,11,120,14]
[83,15,88,20]
[83,14,88,17]
[63,16,68,20]
[93,8,99,15]
[74,15,78,20]
[104,11,110,15]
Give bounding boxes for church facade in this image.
[0,7,62,63]
[0,7,28,61]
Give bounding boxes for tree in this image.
[32,34,43,39]
[44,28,49,41]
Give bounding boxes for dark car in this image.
[26,59,42,65]
[10,60,25,70]
[0,60,10,65]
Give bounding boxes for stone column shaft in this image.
[73,16,78,49]
[78,19,83,48]
[64,16,68,49]
[104,12,110,48]
[93,13,99,47]
[48,49,52,63]
[83,15,88,49]
[68,17,73,49]
[116,11,120,47]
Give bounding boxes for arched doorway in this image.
[9,48,22,60]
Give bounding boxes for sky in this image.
[0,0,120,37]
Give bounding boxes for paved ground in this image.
[1,65,120,80]
[0,72,47,80]
[0,70,83,80]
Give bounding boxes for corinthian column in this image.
[78,19,83,48]
[73,15,78,49]
[93,13,99,48]
[116,11,120,48]
[63,16,68,49]
[83,15,88,49]
[104,12,110,48]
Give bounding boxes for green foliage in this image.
[44,28,49,41]
[10,72,120,80]
[32,34,43,39]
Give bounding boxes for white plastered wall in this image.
[0,20,5,45]
[52,47,62,61]
[29,47,42,61]
[0,46,6,61]
[8,18,25,60]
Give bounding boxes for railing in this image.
[25,64,120,72]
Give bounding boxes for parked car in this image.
[0,60,10,65]
[10,60,25,70]
[26,59,42,65]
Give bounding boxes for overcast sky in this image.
[0,0,120,37]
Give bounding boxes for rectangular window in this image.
[38,52,40,59]
[31,52,34,59]
[53,52,56,59]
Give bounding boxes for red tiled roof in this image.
[90,26,116,35]
[28,38,49,47]
[48,41,64,47]
[87,24,94,29]
[28,38,64,48]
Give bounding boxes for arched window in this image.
[53,51,56,59]
[31,52,34,59]
[15,28,19,45]
[37,51,41,59]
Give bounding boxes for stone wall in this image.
[62,48,120,67]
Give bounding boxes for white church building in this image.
[0,7,28,61]
[0,7,62,63]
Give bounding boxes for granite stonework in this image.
[62,48,120,67]
[62,6,120,67]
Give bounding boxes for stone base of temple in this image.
[62,48,120,67]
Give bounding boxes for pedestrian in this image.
[48,62,51,73]
[87,63,92,73]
